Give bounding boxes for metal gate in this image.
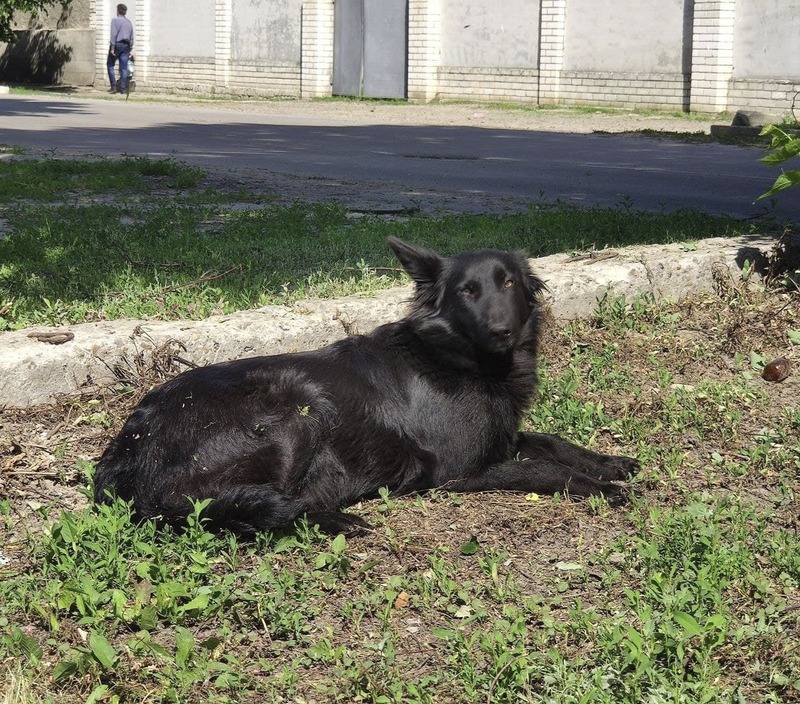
[332,0,408,99]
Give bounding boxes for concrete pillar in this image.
[301,0,334,99]
[215,0,232,89]
[690,0,735,113]
[407,0,440,102]
[538,0,566,105]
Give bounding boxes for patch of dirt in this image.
[74,86,719,136]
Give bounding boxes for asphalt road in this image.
[1,93,797,221]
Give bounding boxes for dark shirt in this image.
[110,15,134,48]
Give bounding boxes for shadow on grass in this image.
[0,180,759,330]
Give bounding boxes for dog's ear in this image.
[514,251,547,305]
[388,237,443,287]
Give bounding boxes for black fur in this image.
[94,238,639,534]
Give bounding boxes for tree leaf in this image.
[178,591,210,615]
[175,627,195,668]
[759,139,800,167]
[555,561,584,572]
[86,684,109,704]
[453,604,473,618]
[331,533,347,555]
[757,170,800,200]
[135,605,159,632]
[11,627,42,663]
[432,627,455,640]
[53,659,79,683]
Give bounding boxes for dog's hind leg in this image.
[155,484,307,534]
[516,432,640,482]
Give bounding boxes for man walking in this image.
[107,4,134,94]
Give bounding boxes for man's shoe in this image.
[108,87,116,93]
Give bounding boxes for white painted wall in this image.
[231,0,303,63]
[150,0,215,58]
[441,0,539,68]
[74,0,800,113]
[733,0,800,78]
[563,0,686,73]
[105,0,137,44]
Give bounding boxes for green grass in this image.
[0,157,756,330]
[0,156,204,200]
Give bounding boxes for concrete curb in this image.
[1,235,775,408]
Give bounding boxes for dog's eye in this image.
[460,285,474,296]
[504,279,515,289]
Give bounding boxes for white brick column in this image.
[538,0,566,105]
[407,0,440,103]
[216,0,232,90]
[92,2,149,89]
[90,1,112,88]
[301,0,334,99]
[690,0,735,113]
[135,0,150,84]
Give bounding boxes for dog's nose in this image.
[490,326,512,339]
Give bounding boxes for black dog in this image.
[94,238,639,533]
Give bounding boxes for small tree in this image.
[0,0,67,44]
[758,92,800,200]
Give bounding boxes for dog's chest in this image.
[406,374,517,467]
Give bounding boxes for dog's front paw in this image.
[600,455,641,481]
[307,511,372,536]
[601,482,630,508]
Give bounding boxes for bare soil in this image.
[80,85,720,135]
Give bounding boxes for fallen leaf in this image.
[555,561,584,572]
[394,591,410,609]
[525,492,541,501]
[460,536,479,555]
[453,604,473,619]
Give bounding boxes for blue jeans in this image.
[107,42,131,91]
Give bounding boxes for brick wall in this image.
[690,0,735,113]
[728,78,800,117]
[538,0,566,105]
[86,0,800,115]
[143,57,216,92]
[144,58,301,97]
[407,0,440,102]
[437,67,538,104]
[300,0,333,98]
[558,71,689,110]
